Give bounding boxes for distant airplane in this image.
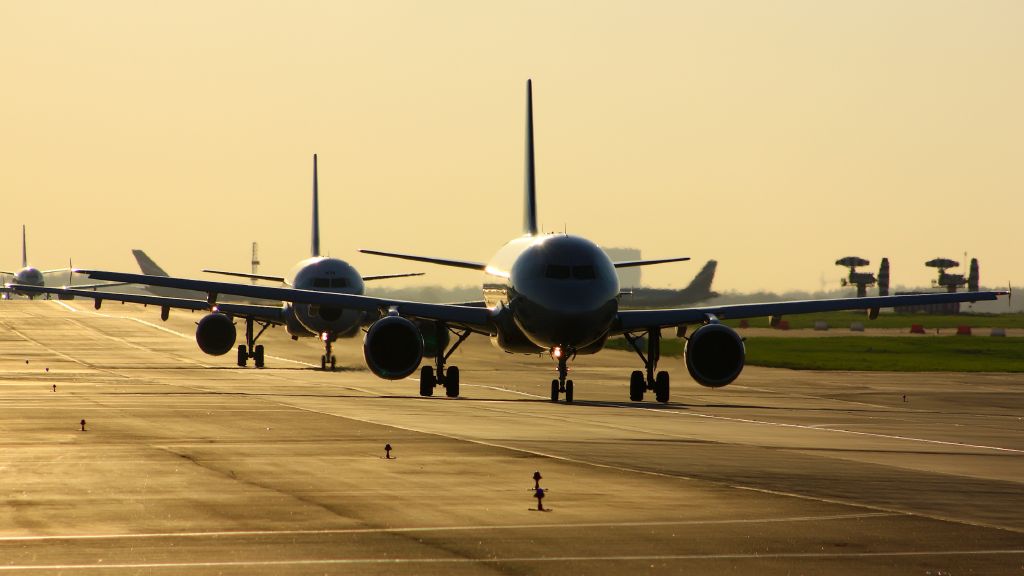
[0,225,121,299]
[14,155,422,370]
[619,260,718,308]
[24,81,1007,403]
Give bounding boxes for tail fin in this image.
[968,258,979,291]
[523,80,538,236]
[683,260,718,296]
[878,257,890,296]
[132,250,169,277]
[311,154,321,257]
[21,225,27,268]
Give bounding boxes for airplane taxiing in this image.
[0,225,122,299]
[11,155,422,370]
[16,81,1007,402]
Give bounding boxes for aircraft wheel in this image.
[330,355,336,371]
[655,371,670,403]
[629,370,645,401]
[320,355,326,370]
[419,366,435,397]
[565,380,574,403]
[237,345,248,367]
[253,345,265,368]
[445,366,460,397]
[550,379,559,402]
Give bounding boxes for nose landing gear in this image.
[549,346,575,403]
[623,328,670,403]
[320,332,336,371]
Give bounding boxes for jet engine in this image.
[363,316,424,380]
[195,313,236,356]
[684,323,745,387]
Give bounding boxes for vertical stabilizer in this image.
[311,154,321,257]
[968,258,979,292]
[132,250,170,277]
[878,258,890,296]
[21,225,27,268]
[523,80,538,236]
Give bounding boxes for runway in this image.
[1,300,1021,574]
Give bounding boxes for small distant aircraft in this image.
[619,260,718,308]
[10,155,422,369]
[16,81,1007,403]
[0,225,122,299]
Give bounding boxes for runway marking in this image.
[644,406,1024,454]
[52,300,320,368]
[464,381,1022,454]
[0,512,894,542]
[1,549,1020,571]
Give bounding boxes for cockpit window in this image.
[545,265,571,279]
[313,278,330,288]
[331,278,348,288]
[572,265,596,279]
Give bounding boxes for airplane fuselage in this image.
[283,256,366,339]
[483,234,619,354]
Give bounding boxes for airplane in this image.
[15,81,1007,403]
[0,225,122,299]
[619,260,718,308]
[10,155,423,370]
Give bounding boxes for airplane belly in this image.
[294,304,364,337]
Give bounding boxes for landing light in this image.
[321,332,329,342]
[551,346,562,359]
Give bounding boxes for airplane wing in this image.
[361,272,426,281]
[202,269,287,283]
[7,285,286,323]
[612,257,691,268]
[359,250,487,271]
[614,291,1007,331]
[74,270,495,331]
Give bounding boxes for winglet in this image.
[523,80,538,236]
[311,154,321,257]
[21,225,27,269]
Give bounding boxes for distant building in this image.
[604,247,641,288]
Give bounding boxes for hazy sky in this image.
[2,1,1021,293]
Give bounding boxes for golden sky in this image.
[2,1,1021,293]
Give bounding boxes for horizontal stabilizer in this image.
[202,269,286,283]
[613,256,690,268]
[362,272,425,281]
[360,249,487,271]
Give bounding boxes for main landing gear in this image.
[623,328,670,403]
[549,346,575,403]
[320,332,337,371]
[237,316,270,368]
[419,323,471,398]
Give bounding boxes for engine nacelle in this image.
[684,323,745,387]
[196,313,236,356]
[363,316,424,380]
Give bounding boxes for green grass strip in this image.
[606,336,1024,372]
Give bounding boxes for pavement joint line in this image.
[1,549,1022,570]
[0,512,897,542]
